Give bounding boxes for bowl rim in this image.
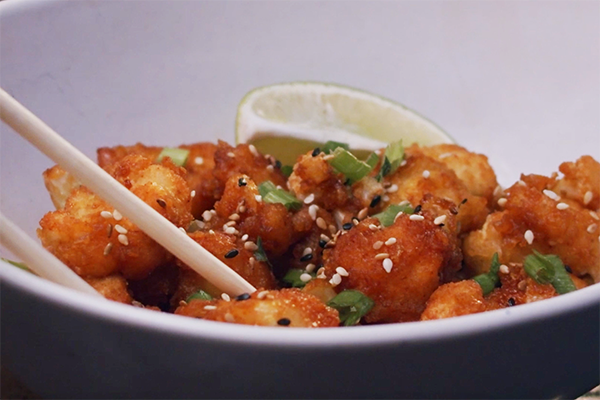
[2,259,599,348]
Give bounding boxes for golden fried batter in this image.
[175,288,339,327]
[321,213,461,323]
[84,274,132,304]
[42,165,81,210]
[551,155,600,211]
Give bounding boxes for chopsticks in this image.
[0,88,256,296]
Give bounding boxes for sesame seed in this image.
[517,280,527,291]
[305,263,316,273]
[312,148,321,157]
[112,210,123,221]
[328,224,337,234]
[386,184,399,193]
[507,297,516,307]
[255,195,262,202]
[438,152,452,159]
[317,272,327,280]
[370,195,381,208]
[587,224,597,233]
[493,185,503,197]
[342,222,353,230]
[103,242,113,256]
[375,253,389,260]
[277,318,291,326]
[394,211,404,222]
[300,253,313,262]
[329,274,342,286]
[107,224,113,238]
[372,241,384,250]
[221,293,231,301]
[409,214,424,221]
[194,157,204,165]
[302,247,313,256]
[249,144,259,157]
[241,234,249,241]
[190,190,196,198]
[204,305,217,310]
[556,202,569,210]
[256,290,268,299]
[224,221,236,227]
[591,211,599,220]
[543,189,560,201]
[316,217,328,230]
[156,198,167,208]
[236,293,251,301]
[249,257,256,266]
[114,224,128,234]
[224,227,238,235]
[224,249,239,259]
[499,264,509,274]
[320,234,330,241]
[399,200,410,206]
[413,205,422,213]
[368,224,379,231]
[385,237,397,246]
[322,154,334,161]
[304,193,315,204]
[524,230,534,245]
[266,165,274,172]
[300,273,313,283]
[434,215,447,225]
[584,191,593,205]
[238,205,246,213]
[517,180,527,187]
[336,267,349,277]
[244,241,258,251]
[422,170,430,179]
[202,210,212,221]
[400,160,407,167]
[100,211,113,219]
[224,313,235,323]
[308,204,319,221]
[227,152,235,158]
[358,208,368,220]
[382,258,393,273]
[209,229,215,234]
[382,195,390,202]
[118,234,129,246]
[497,198,507,207]
[229,213,240,221]
[352,217,360,226]
[179,227,187,234]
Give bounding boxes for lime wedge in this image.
[235,82,454,165]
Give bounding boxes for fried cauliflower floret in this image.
[383,151,489,234]
[321,213,461,323]
[97,142,219,218]
[420,280,486,320]
[175,288,339,327]
[411,144,499,204]
[38,155,193,280]
[127,264,180,310]
[84,274,132,304]
[463,179,600,281]
[42,165,81,210]
[550,155,600,211]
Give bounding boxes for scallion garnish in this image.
[1,258,32,273]
[327,147,374,184]
[376,140,404,181]
[156,147,190,167]
[322,140,350,154]
[327,289,375,326]
[281,165,293,177]
[257,181,302,210]
[472,253,501,296]
[186,289,213,302]
[372,203,414,227]
[365,152,380,169]
[524,251,576,294]
[282,268,315,288]
[253,236,272,269]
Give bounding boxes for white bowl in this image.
[1,1,598,398]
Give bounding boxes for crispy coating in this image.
[412,144,499,203]
[84,274,132,304]
[322,213,461,323]
[175,288,339,327]
[38,155,193,280]
[420,280,486,320]
[463,179,600,281]
[384,151,489,234]
[128,264,180,310]
[302,279,338,304]
[42,165,81,210]
[551,155,600,211]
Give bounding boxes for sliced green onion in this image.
[472,253,501,296]
[365,152,380,170]
[1,258,33,273]
[281,165,294,177]
[322,140,350,154]
[327,289,375,326]
[372,203,414,227]
[282,268,315,288]
[187,219,205,233]
[253,236,272,269]
[376,140,404,181]
[327,147,374,184]
[156,147,190,167]
[524,251,576,294]
[186,289,213,302]
[257,181,302,210]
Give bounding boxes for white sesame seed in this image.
[227,152,235,158]
[238,205,246,213]
[210,209,217,215]
[316,217,328,230]
[524,230,534,245]
[118,234,129,246]
[386,184,399,193]
[358,208,368,219]
[304,193,315,204]
[202,210,212,221]
[493,185,503,197]
[244,241,258,251]
[112,210,123,221]
[438,152,452,159]
[385,237,397,246]
[194,157,204,165]
[224,313,235,322]
[320,234,330,241]
[266,165,274,172]
[249,257,255,266]
[587,224,597,233]
[190,190,196,198]
[103,242,113,256]
[543,190,560,201]
[409,214,425,221]
[382,258,393,273]
[590,211,599,220]
[229,213,240,221]
[394,211,404,222]
[556,203,569,210]
[329,225,337,234]
[322,154,334,161]
[434,215,447,225]
[257,290,268,299]
[221,293,231,301]
[224,221,236,227]
[241,234,249,241]
[382,195,390,202]
[336,267,349,277]
[300,273,313,283]
[399,200,410,206]
[179,227,187,234]
[329,274,342,286]
[497,198,507,207]
[224,227,238,235]
[100,211,113,219]
[209,229,215,234]
[368,224,379,231]
[375,253,390,260]
[499,264,509,274]
[203,305,217,310]
[114,224,128,234]
[249,144,259,157]
[308,204,319,221]
[517,180,527,187]
[317,272,327,280]
[255,195,262,202]
[400,160,408,167]
[372,241,384,250]
[305,263,316,273]
[422,170,430,179]
[302,247,313,256]
[584,191,593,205]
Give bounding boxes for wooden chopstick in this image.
[0,88,256,296]
[0,213,103,297]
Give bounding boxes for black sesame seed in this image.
[450,208,459,215]
[319,239,327,248]
[507,297,516,307]
[224,249,239,259]
[438,223,445,227]
[156,198,167,208]
[565,265,573,274]
[300,253,313,262]
[342,222,353,230]
[370,195,381,208]
[312,148,321,157]
[238,178,247,187]
[236,293,251,301]
[277,318,291,326]
[275,160,282,169]
[461,198,468,204]
[413,205,422,214]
